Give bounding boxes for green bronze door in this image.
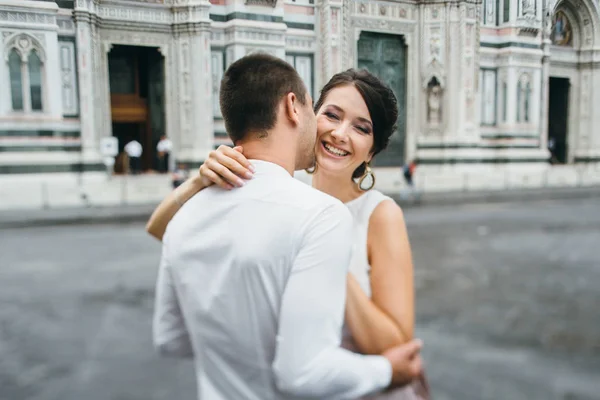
[357,32,407,167]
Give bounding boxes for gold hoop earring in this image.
[305,163,318,174]
[357,163,375,191]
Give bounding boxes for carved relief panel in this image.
[59,40,79,116]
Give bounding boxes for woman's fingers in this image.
[199,165,234,190]
[213,152,253,181]
[213,145,254,179]
[204,156,247,187]
[198,144,254,189]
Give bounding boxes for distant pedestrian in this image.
[403,159,420,202]
[171,163,189,189]
[125,139,142,174]
[157,135,172,173]
[403,159,417,187]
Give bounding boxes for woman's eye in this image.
[325,112,339,120]
[357,126,370,134]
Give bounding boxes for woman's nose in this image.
[331,123,349,142]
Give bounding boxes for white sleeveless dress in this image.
[341,190,420,400]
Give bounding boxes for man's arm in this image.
[152,242,193,358]
[272,204,392,399]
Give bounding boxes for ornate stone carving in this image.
[430,34,441,59]
[0,11,56,25]
[521,0,535,18]
[352,18,415,34]
[99,5,172,25]
[427,78,442,128]
[341,0,350,70]
[100,30,171,47]
[422,59,446,90]
[580,72,590,118]
[331,8,339,35]
[352,1,412,19]
[245,0,277,7]
[485,0,495,24]
[3,32,47,62]
[286,36,315,51]
[58,18,76,35]
[466,23,473,46]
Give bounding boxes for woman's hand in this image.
[198,145,254,189]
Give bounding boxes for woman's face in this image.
[314,85,374,178]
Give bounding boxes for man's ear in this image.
[284,92,300,126]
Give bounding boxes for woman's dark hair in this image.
[314,69,399,179]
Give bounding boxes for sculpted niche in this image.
[427,77,442,128]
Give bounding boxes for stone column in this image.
[316,0,333,87]
[539,11,551,153]
[73,0,101,163]
[420,1,478,141]
[172,0,214,166]
[417,0,481,167]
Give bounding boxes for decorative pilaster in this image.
[172,0,214,164]
[316,0,332,88]
[539,5,552,153]
[422,0,478,141]
[74,0,101,163]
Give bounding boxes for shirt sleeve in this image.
[152,240,194,358]
[272,203,392,399]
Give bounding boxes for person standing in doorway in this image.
[125,138,143,174]
[157,135,172,173]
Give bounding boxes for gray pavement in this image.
[1,196,599,400]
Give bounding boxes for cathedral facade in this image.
[1,0,598,189]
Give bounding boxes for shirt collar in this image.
[248,160,292,179]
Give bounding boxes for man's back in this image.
[157,160,344,399]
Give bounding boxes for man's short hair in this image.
[219,53,308,143]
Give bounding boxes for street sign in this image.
[100,137,119,157]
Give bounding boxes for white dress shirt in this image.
[153,160,392,400]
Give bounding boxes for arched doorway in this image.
[547,0,600,164]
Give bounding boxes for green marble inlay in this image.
[0,163,104,174]
[0,130,80,138]
[417,143,540,149]
[417,157,549,165]
[480,42,541,50]
[0,146,81,152]
[210,12,284,23]
[209,12,313,30]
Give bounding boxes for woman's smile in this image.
[321,141,351,158]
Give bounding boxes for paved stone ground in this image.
[1,197,599,400]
